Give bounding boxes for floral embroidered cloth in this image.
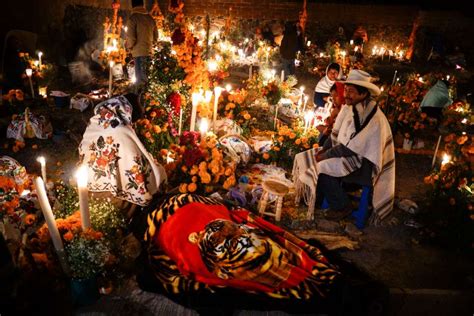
[0,156,28,212]
[79,96,166,206]
[6,109,52,141]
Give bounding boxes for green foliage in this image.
[66,234,109,279]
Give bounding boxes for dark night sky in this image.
[299,0,469,11]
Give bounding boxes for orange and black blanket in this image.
[137,194,355,311]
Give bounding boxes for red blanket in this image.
[145,194,339,300]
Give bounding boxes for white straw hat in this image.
[344,69,381,96]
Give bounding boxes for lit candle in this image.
[190,92,200,131]
[34,176,69,273]
[25,69,35,98]
[271,69,276,79]
[319,52,324,58]
[341,51,346,68]
[108,60,115,97]
[391,70,398,86]
[208,60,218,72]
[199,118,209,139]
[38,51,43,70]
[307,40,311,47]
[302,95,309,113]
[38,87,47,98]
[249,64,253,79]
[350,40,354,46]
[281,70,284,82]
[225,84,232,92]
[441,153,451,166]
[178,107,183,136]
[213,87,222,132]
[304,110,314,134]
[36,156,47,185]
[76,165,91,230]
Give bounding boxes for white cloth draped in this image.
[79,96,166,206]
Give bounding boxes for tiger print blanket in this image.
[141,194,340,305]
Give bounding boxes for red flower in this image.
[167,92,181,115]
[183,148,203,167]
[135,173,145,184]
[180,131,200,147]
[172,28,185,45]
[96,157,108,168]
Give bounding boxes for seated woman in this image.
[314,63,341,108]
[317,82,345,146]
[138,194,345,312]
[78,94,166,210]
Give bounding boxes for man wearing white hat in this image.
[293,70,395,224]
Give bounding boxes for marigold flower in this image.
[153,125,162,133]
[295,139,301,145]
[262,153,270,160]
[188,182,197,192]
[63,231,74,241]
[24,214,36,226]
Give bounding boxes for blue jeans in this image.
[134,56,150,86]
[281,58,295,78]
[317,174,350,210]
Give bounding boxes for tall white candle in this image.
[249,64,253,79]
[75,165,91,230]
[108,60,115,97]
[36,156,47,185]
[431,135,442,168]
[34,177,69,273]
[25,69,35,98]
[274,104,279,130]
[213,87,222,132]
[190,92,200,131]
[280,70,284,82]
[178,107,183,136]
[391,70,398,86]
[38,51,43,70]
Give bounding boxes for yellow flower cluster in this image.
[177,135,237,193]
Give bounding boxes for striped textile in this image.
[293,101,395,225]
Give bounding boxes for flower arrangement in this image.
[424,100,473,224]
[19,52,57,87]
[165,132,237,193]
[260,125,320,170]
[378,74,438,141]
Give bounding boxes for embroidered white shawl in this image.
[293,101,395,224]
[79,96,166,206]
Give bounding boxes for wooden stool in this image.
[258,179,289,222]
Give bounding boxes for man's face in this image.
[344,85,368,106]
[327,69,339,81]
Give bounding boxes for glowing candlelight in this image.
[190,93,200,132]
[75,165,91,230]
[307,40,311,47]
[213,87,222,132]
[446,75,450,80]
[441,153,451,166]
[25,69,35,98]
[38,51,43,70]
[108,60,115,97]
[350,40,354,45]
[319,52,324,58]
[302,95,309,113]
[204,90,213,104]
[271,69,276,79]
[39,87,47,98]
[36,156,47,185]
[208,60,218,72]
[33,176,69,272]
[225,84,232,92]
[199,118,209,138]
[304,110,314,134]
[462,118,467,124]
[281,70,284,82]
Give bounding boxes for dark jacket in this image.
[280,24,299,60]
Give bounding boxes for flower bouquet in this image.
[260,125,319,170]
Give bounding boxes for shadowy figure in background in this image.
[280,22,299,78]
[420,79,452,121]
[126,0,158,88]
[2,36,28,91]
[352,25,368,47]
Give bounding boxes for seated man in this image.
[294,70,395,224]
[78,94,166,211]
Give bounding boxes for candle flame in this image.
[76,165,89,188]
[441,153,451,166]
[225,84,232,92]
[25,68,33,77]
